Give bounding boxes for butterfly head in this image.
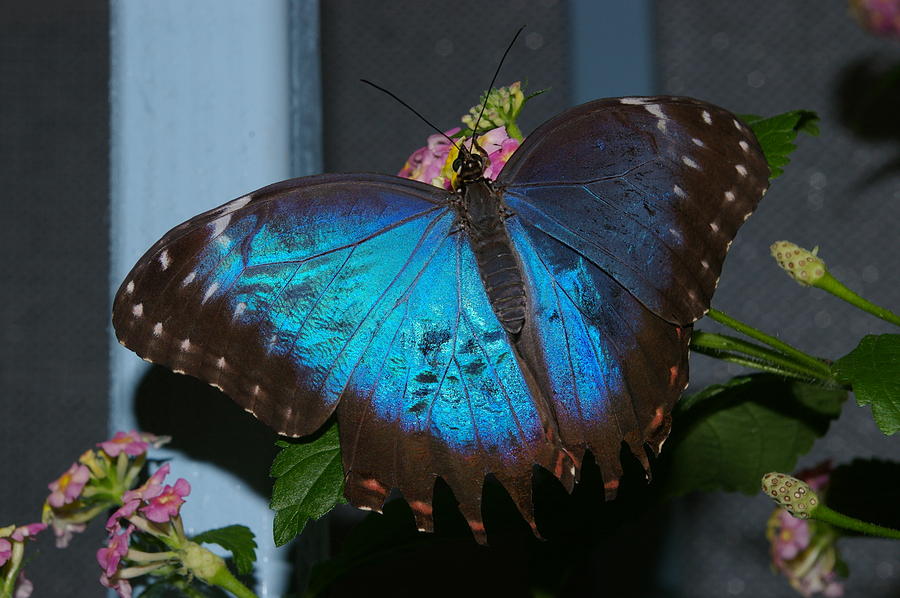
[452,140,489,187]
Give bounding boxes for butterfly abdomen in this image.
[461,181,527,335]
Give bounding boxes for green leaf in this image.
[740,110,819,179]
[191,525,257,576]
[833,334,900,435]
[270,420,345,547]
[658,374,845,496]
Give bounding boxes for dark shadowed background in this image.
[1,1,897,596]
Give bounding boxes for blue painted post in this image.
[568,0,655,102]
[109,2,320,595]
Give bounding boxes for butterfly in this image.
[113,94,769,544]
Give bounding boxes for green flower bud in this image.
[461,81,526,136]
[770,241,827,286]
[182,541,226,582]
[762,472,820,519]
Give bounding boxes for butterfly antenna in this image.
[360,79,460,149]
[469,25,526,151]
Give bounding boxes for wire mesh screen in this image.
[320,0,570,175]
[0,3,110,596]
[657,2,900,596]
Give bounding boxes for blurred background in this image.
[2,1,898,596]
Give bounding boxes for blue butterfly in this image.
[113,95,769,543]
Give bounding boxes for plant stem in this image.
[689,345,819,382]
[814,504,900,539]
[705,309,833,376]
[506,121,523,140]
[691,331,831,381]
[816,272,900,327]
[208,565,259,598]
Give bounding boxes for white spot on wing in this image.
[210,214,231,237]
[735,164,748,176]
[733,119,743,130]
[739,140,750,152]
[701,260,710,269]
[153,322,163,336]
[619,97,647,105]
[202,282,219,304]
[125,281,134,294]
[692,137,705,147]
[725,190,736,202]
[180,338,191,351]
[159,250,171,270]
[231,195,252,211]
[646,104,665,119]
[216,356,226,369]
[132,303,143,317]
[710,222,720,233]
[182,271,197,286]
[673,185,687,198]
[682,156,700,169]
[216,234,231,248]
[656,119,667,133]
[234,302,247,317]
[702,110,712,124]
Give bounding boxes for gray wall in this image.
[1,3,110,595]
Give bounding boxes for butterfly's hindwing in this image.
[508,218,690,493]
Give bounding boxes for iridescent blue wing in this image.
[112,173,572,543]
[497,95,769,489]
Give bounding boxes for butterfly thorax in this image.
[456,173,528,336]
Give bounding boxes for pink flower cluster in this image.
[850,0,900,37]
[398,126,521,190]
[0,522,46,598]
[767,462,844,597]
[99,464,191,598]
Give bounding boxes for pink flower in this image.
[850,0,900,37]
[48,518,87,548]
[98,430,149,458]
[106,500,140,531]
[398,127,460,189]
[0,537,11,567]
[771,509,811,561]
[477,126,521,180]
[13,570,34,598]
[141,478,190,523]
[97,524,134,577]
[100,573,133,598]
[795,461,832,492]
[123,463,170,504]
[47,462,91,508]
[14,571,33,598]
[11,523,46,542]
